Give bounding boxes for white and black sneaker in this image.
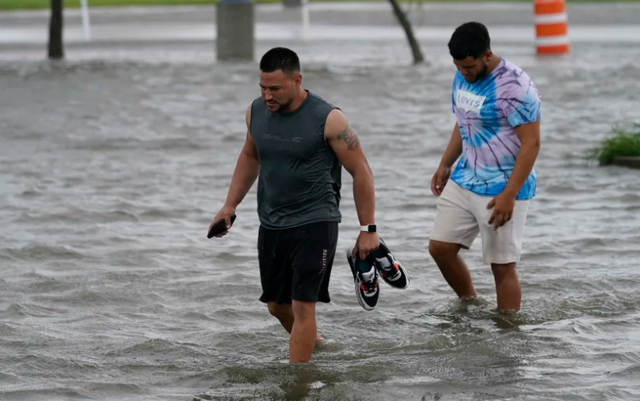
[346,248,379,311]
[371,237,410,290]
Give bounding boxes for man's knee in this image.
[267,302,291,320]
[491,263,518,285]
[291,300,315,322]
[429,240,460,261]
[491,263,517,281]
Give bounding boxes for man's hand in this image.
[353,232,380,260]
[431,165,451,196]
[431,123,462,197]
[486,192,516,230]
[485,120,540,230]
[208,205,236,238]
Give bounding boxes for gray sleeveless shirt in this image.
[249,91,342,230]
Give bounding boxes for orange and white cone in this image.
[534,0,570,55]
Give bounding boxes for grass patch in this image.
[1,0,214,10]
[589,124,640,166]
[2,0,640,11]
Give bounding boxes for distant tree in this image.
[388,0,424,64]
[48,0,64,59]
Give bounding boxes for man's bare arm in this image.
[502,120,540,198]
[324,109,375,226]
[224,105,260,209]
[439,123,463,169]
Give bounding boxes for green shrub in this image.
[589,124,640,166]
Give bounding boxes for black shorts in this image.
[257,221,338,304]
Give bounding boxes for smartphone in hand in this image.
[207,214,237,239]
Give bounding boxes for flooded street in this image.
[1,4,640,400]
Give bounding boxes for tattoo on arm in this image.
[336,123,360,151]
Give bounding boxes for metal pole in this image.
[301,0,310,40]
[80,0,91,41]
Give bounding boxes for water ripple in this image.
[0,40,639,401]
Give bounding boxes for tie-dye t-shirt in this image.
[450,58,541,201]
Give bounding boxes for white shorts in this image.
[430,180,530,265]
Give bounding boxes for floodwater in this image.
[1,36,640,401]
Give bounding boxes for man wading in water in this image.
[209,47,380,363]
[429,22,542,313]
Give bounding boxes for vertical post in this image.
[281,0,308,39]
[80,0,91,41]
[534,0,569,55]
[216,0,254,62]
[301,0,310,39]
[48,0,64,59]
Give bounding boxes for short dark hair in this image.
[448,22,491,60]
[259,47,300,74]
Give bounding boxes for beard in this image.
[468,62,489,83]
[266,91,295,112]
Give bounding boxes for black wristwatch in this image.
[360,224,377,233]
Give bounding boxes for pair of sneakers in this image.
[346,237,410,311]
